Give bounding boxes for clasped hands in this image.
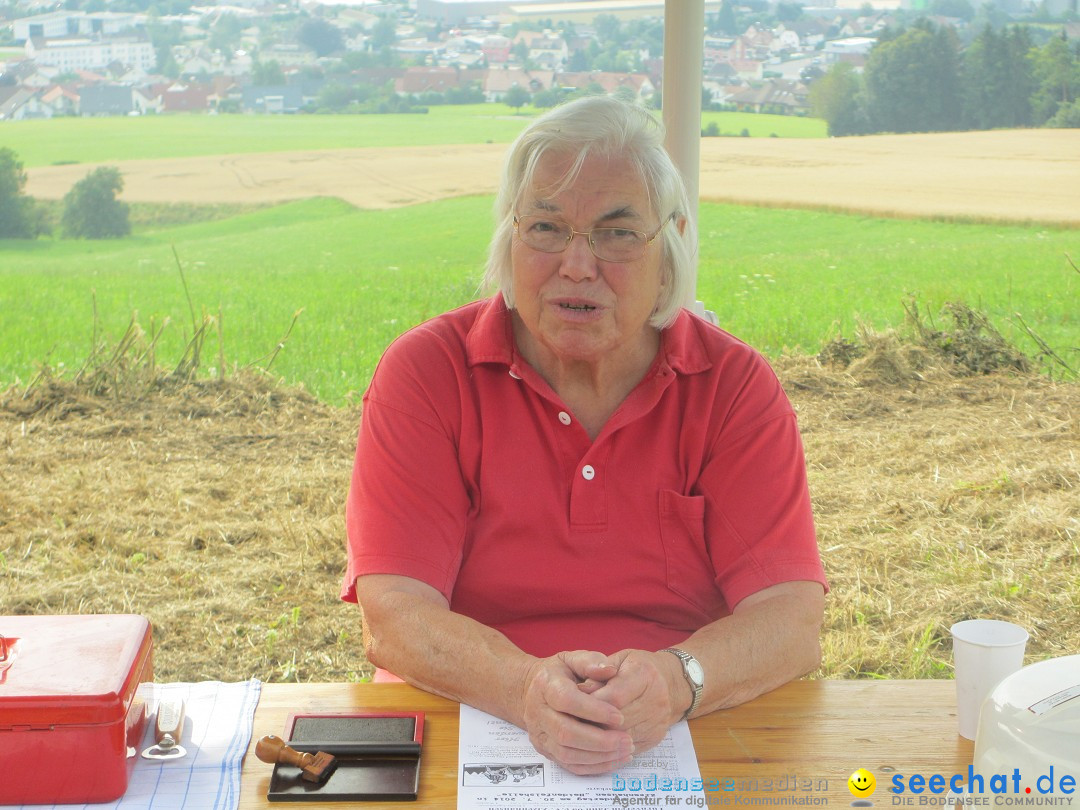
[519,649,690,775]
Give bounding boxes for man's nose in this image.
[558,232,598,281]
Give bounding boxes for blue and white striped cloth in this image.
[2,680,262,810]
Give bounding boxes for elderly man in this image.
[342,95,827,775]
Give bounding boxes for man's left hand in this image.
[583,649,689,754]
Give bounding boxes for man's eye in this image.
[600,228,639,242]
[530,220,560,233]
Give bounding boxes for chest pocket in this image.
[659,490,723,617]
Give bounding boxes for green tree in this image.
[340,50,375,70]
[962,25,1034,129]
[252,59,285,85]
[809,61,868,135]
[624,17,664,58]
[927,24,963,129]
[208,13,244,58]
[961,25,1002,128]
[864,23,962,133]
[296,64,324,81]
[316,82,356,110]
[568,49,589,71]
[298,18,344,57]
[777,2,803,21]
[370,15,397,50]
[147,17,182,74]
[1031,32,1080,124]
[373,45,400,68]
[1046,98,1080,126]
[593,14,621,43]
[568,82,606,101]
[503,84,531,112]
[61,167,130,239]
[969,2,1010,34]
[930,0,975,20]
[1001,26,1036,126]
[0,148,41,239]
[160,53,181,79]
[593,44,637,73]
[444,83,484,104]
[713,0,739,35]
[531,87,563,108]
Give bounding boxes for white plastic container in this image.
[973,654,1080,790]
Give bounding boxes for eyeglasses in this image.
[513,214,671,263]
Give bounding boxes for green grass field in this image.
[1,107,823,167]
[700,110,826,138]
[1,196,1074,404]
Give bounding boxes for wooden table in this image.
[240,680,973,808]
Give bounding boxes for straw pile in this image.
[1,322,1077,683]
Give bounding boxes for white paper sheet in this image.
[1,679,261,810]
[457,704,705,810]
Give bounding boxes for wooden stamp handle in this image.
[255,735,314,769]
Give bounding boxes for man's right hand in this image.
[519,651,634,775]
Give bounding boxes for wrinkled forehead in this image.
[517,147,657,217]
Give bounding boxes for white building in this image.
[12,11,74,41]
[823,36,876,63]
[12,11,143,44]
[25,35,157,72]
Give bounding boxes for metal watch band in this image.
[660,647,703,721]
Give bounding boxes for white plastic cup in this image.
[950,619,1029,740]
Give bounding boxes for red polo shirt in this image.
[341,295,825,657]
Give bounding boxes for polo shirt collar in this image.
[465,294,516,368]
[465,293,713,377]
[660,307,713,377]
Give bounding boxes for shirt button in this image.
[581,465,595,480]
[508,369,521,380]
[558,411,572,425]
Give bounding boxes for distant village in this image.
[0,0,1075,120]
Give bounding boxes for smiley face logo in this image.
[848,768,876,798]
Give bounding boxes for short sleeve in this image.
[339,327,472,604]
[696,352,826,609]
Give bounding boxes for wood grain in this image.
[240,680,972,808]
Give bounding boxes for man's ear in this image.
[675,215,688,236]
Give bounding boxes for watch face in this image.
[687,659,705,686]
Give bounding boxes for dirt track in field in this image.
[24,128,1080,225]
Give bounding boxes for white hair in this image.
[482,95,696,329]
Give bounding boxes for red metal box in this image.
[0,614,154,805]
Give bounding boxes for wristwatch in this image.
[660,647,704,721]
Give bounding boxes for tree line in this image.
[0,149,130,240]
[810,23,1080,135]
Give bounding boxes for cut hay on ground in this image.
[24,129,1080,226]
[2,344,1077,683]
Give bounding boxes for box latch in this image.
[0,634,16,683]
